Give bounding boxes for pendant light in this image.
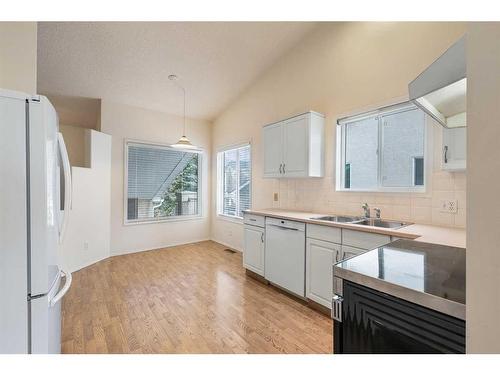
[168,74,199,150]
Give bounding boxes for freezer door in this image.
[29,97,60,296]
[0,90,29,353]
[31,271,61,354]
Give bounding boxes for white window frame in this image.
[216,142,252,221]
[123,139,203,225]
[336,102,431,193]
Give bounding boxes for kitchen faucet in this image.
[362,203,370,218]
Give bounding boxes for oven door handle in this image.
[332,295,343,322]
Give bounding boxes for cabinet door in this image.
[243,226,265,276]
[442,127,466,171]
[283,115,309,177]
[341,245,366,261]
[306,238,340,307]
[263,122,283,178]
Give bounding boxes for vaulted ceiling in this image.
[37,22,317,121]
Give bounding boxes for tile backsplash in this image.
[271,171,466,228]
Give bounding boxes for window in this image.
[125,141,201,223]
[337,103,426,192]
[217,144,251,219]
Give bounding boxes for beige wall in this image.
[46,94,101,130]
[0,22,37,93]
[211,22,467,251]
[60,124,88,167]
[100,100,212,255]
[466,22,500,353]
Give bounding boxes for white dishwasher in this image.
[265,217,306,297]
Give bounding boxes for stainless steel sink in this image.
[354,218,410,229]
[312,215,364,223]
[312,215,411,229]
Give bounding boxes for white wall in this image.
[211,22,467,252]
[466,22,500,353]
[100,100,212,255]
[0,22,37,94]
[59,129,112,273]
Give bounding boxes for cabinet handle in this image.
[261,232,264,243]
[283,163,286,174]
[444,145,448,164]
[279,163,283,174]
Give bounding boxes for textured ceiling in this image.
[37,22,317,121]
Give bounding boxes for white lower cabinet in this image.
[244,215,402,310]
[306,238,341,308]
[243,225,265,276]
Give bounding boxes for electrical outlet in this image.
[273,192,279,202]
[440,200,458,214]
[83,241,89,251]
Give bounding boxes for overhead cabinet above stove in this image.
[262,111,325,178]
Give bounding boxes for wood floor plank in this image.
[61,240,333,354]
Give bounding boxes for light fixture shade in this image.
[168,74,200,150]
[171,135,199,150]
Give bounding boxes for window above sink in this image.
[336,102,428,193]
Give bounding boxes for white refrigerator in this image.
[0,89,72,354]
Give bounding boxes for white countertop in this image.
[244,208,466,248]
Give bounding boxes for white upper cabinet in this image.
[442,126,466,171]
[262,112,324,178]
[283,115,309,177]
[262,122,283,177]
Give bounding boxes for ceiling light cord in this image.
[168,74,198,150]
[169,76,187,137]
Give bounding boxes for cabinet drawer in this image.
[306,224,341,244]
[243,213,265,228]
[391,236,406,243]
[342,229,391,250]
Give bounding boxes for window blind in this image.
[126,142,201,222]
[219,144,251,218]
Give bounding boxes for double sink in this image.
[311,215,410,229]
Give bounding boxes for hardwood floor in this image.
[61,241,333,354]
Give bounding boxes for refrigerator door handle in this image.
[57,132,72,244]
[50,270,72,307]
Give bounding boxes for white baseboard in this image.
[69,254,110,274]
[210,238,242,253]
[110,237,212,257]
[69,238,248,274]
